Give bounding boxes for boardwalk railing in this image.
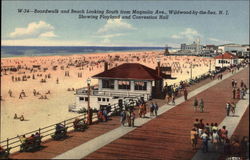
[0,94,144,154]
[0,113,96,153]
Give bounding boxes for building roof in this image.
[92,63,173,80]
[214,52,238,59]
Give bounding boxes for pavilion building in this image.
[214,52,239,69]
[69,62,174,111]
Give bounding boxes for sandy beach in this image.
[0,51,215,141]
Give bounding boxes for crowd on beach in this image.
[1,51,213,102]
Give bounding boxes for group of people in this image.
[193,97,204,113]
[191,119,229,152]
[18,132,42,152]
[164,83,182,105]
[14,113,25,121]
[97,107,109,122]
[225,101,237,116]
[73,118,87,131]
[190,118,248,158]
[8,88,50,100]
[217,73,223,80]
[18,90,27,99]
[120,109,136,127]
[0,145,10,158]
[138,102,147,118]
[232,79,248,100]
[149,102,159,117]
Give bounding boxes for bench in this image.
[0,148,11,159]
[20,136,42,152]
[51,127,68,140]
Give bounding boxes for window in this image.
[85,97,89,101]
[102,79,114,89]
[107,98,109,102]
[102,98,106,102]
[79,97,84,101]
[134,81,147,91]
[118,80,130,90]
[98,97,101,101]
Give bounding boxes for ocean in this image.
[1,46,166,58]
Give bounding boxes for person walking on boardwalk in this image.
[232,87,236,99]
[199,98,204,113]
[190,127,198,150]
[126,110,131,127]
[240,80,244,88]
[212,129,219,151]
[193,119,199,130]
[193,97,198,112]
[172,92,176,105]
[226,102,231,116]
[240,87,244,99]
[150,102,155,117]
[120,110,126,126]
[130,110,135,127]
[234,80,238,88]
[154,103,159,116]
[231,102,236,116]
[232,79,235,88]
[220,126,228,143]
[200,131,209,153]
[103,107,108,122]
[166,91,172,104]
[184,88,188,101]
[138,104,143,118]
[142,103,146,118]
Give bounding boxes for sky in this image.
[1,1,249,47]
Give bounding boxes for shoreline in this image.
[1,48,164,59]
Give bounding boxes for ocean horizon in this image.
[1,46,172,58]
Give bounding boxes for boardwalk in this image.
[9,67,249,159]
[84,67,249,159]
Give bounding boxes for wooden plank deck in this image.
[84,67,249,160]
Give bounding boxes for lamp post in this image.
[231,56,233,67]
[209,59,211,72]
[190,62,193,79]
[87,78,92,125]
[156,56,161,76]
[156,56,161,98]
[221,53,224,68]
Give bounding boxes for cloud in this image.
[171,35,181,39]
[9,21,57,39]
[171,28,201,41]
[39,31,57,38]
[97,19,136,34]
[208,37,231,44]
[96,33,124,39]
